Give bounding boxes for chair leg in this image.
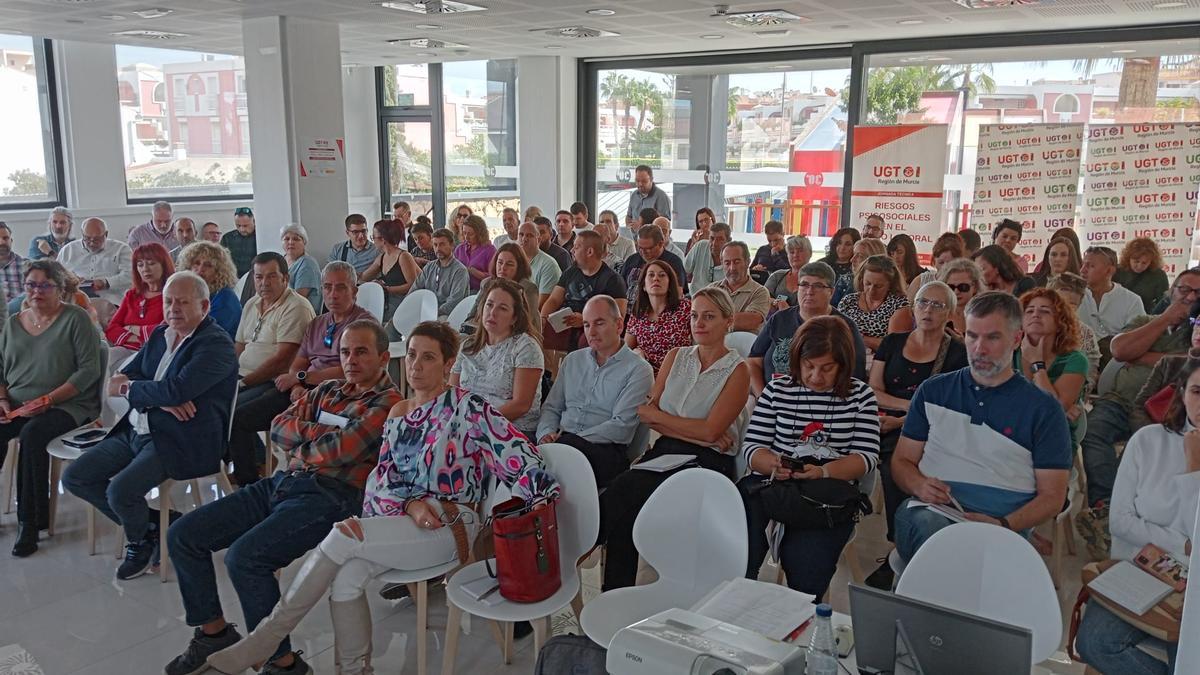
[189,479,202,509]
[571,589,585,626]
[531,616,549,654]
[416,580,428,675]
[842,540,865,584]
[87,505,97,556]
[160,483,172,583]
[215,466,235,499]
[441,602,463,675]
[1050,521,1064,590]
[2,439,17,514]
[487,621,511,664]
[47,457,62,536]
[1064,513,1078,556]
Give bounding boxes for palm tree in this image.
[727,85,745,128]
[600,71,631,154]
[1073,56,1194,121]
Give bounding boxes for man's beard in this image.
[969,356,1006,379]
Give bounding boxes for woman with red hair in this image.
[104,242,173,350]
[1015,287,1088,438]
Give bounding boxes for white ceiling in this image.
[0,0,1196,65]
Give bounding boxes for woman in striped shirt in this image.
[740,315,880,598]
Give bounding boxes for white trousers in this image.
[319,512,479,602]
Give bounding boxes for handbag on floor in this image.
[487,496,562,602]
[1067,559,1183,661]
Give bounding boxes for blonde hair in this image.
[462,278,541,355]
[177,241,238,291]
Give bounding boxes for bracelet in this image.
[820,465,830,479]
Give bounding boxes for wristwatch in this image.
[1030,361,1048,373]
[998,515,1012,530]
[295,370,307,385]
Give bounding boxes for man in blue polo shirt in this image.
[891,291,1071,563]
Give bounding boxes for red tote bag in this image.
[487,496,562,603]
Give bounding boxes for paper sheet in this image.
[691,578,816,641]
[631,454,695,473]
[1089,560,1173,615]
[907,499,968,523]
[547,307,574,333]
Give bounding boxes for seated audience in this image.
[480,243,541,333]
[1076,268,1200,559]
[410,228,469,319]
[534,216,573,271]
[128,200,180,251]
[750,261,867,396]
[280,224,321,313]
[523,205,543,223]
[29,206,75,260]
[451,278,544,438]
[1029,237,1081,288]
[329,214,377,276]
[360,219,419,323]
[540,231,627,352]
[408,218,436,267]
[570,201,594,231]
[992,218,1029,273]
[764,235,813,312]
[891,292,1072,563]
[973,244,1035,296]
[958,228,982,257]
[1075,361,1200,675]
[907,232,964,303]
[221,207,258,279]
[654,217,686,260]
[708,241,770,333]
[553,210,577,251]
[227,262,372,486]
[0,223,24,319]
[598,287,750,590]
[204,321,558,675]
[750,219,788,284]
[450,203,473,241]
[596,215,634,274]
[866,281,967,589]
[937,258,983,339]
[861,214,885,239]
[1079,246,1146,353]
[625,260,692,373]
[0,260,102,557]
[837,254,912,351]
[178,242,241,338]
[833,237,887,308]
[1016,288,1088,440]
[455,214,497,292]
[201,222,221,243]
[162,320,401,675]
[1047,272,1101,390]
[494,206,520,247]
[538,295,652,488]
[887,233,926,287]
[63,271,237,579]
[169,217,197,262]
[517,221,561,309]
[58,216,133,325]
[818,227,860,280]
[741,316,880,597]
[683,221,730,290]
[685,207,715,254]
[1114,237,1170,313]
[104,242,173,353]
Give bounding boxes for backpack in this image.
[533,634,608,675]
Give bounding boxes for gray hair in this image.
[24,259,68,289]
[164,270,211,301]
[280,223,308,242]
[786,235,812,254]
[711,222,732,237]
[937,258,983,293]
[47,206,73,228]
[965,291,1022,332]
[322,260,357,287]
[799,261,836,286]
[723,240,751,262]
[583,294,622,320]
[916,280,956,314]
[152,200,172,213]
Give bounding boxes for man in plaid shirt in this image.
[164,319,402,675]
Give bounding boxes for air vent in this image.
[111,29,190,39]
[952,0,1049,7]
[376,1,487,14]
[541,25,620,38]
[721,9,808,28]
[755,29,792,37]
[131,8,174,19]
[388,37,468,49]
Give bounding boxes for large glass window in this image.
[382,64,430,106]
[0,34,60,206]
[116,45,252,201]
[595,59,851,244]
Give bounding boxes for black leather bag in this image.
[758,477,872,530]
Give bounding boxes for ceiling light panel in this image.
[537,25,621,38]
[111,28,190,39]
[375,0,487,14]
[721,9,809,28]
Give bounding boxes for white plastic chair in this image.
[392,289,438,339]
[357,281,386,323]
[626,423,651,463]
[234,272,249,302]
[896,522,1062,664]
[580,468,748,649]
[725,331,757,359]
[1096,358,1124,397]
[442,443,599,673]
[45,344,111,540]
[446,293,478,332]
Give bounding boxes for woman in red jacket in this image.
[104,242,173,350]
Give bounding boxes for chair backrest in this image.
[536,442,600,585]
[895,522,1062,664]
[357,282,386,323]
[234,272,249,301]
[626,423,651,462]
[633,468,747,594]
[1096,358,1124,397]
[725,331,757,359]
[227,384,239,443]
[104,350,137,426]
[447,293,478,331]
[392,289,438,338]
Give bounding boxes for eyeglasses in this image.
[234,207,254,216]
[81,235,105,244]
[1175,284,1200,298]
[914,298,949,311]
[947,283,974,293]
[797,281,832,291]
[347,229,368,236]
[323,321,338,349]
[24,281,59,293]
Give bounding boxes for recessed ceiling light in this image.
[1152,1,1186,7]
[414,23,441,29]
[65,18,86,23]
[101,14,125,20]
[830,24,850,29]
[699,34,724,39]
[1112,48,1137,54]
[376,1,487,14]
[414,51,436,56]
[897,18,924,25]
[544,45,565,49]
[586,8,616,15]
[111,28,190,39]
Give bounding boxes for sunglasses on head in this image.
[234,207,254,217]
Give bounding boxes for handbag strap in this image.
[438,501,472,565]
[1067,585,1091,662]
[930,333,953,376]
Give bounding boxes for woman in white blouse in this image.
[597,286,751,590]
[1076,361,1200,675]
[450,277,544,438]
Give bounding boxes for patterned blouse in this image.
[626,296,693,373]
[451,332,545,435]
[362,386,560,517]
[837,292,909,339]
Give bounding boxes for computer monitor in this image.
[848,584,1033,675]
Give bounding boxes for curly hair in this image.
[931,232,964,261]
[1118,237,1164,273]
[1019,287,1081,355]
[177,241,238,292]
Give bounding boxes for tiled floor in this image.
[0,478,1090,674]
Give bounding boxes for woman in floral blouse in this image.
[625,259,692,373]
[208,321,559,675]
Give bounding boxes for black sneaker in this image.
[864,558,895,590]
[261,651,311,675]
[117,535,158,580]
[379,582,411,600]
[165,625,243,675]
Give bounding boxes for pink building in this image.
[163,57,249,157]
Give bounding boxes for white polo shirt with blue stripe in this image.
[902,367,1072,518]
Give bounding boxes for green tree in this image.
[3,169,47,197]
[600,71,631,152]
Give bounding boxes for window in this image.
[0,34,61,207]
[116,45,253,201]
[382,64,430,106]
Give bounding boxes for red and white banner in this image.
[1079,123,1200,276]
[850,125,948,259]
[970,124,1084,270]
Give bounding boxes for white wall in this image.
[517,56,577,214]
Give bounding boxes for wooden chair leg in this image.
[441,602,463,675]
[1050,522,1064,590]
[532,616,549,654]
[1065,513,1078,556]
[47,457,62,536]
[215,467,235,500]
[160,483,173,583]
[87,505,97,556]
[416,580,428,675]
[571,588,585,626]
[3,439,17,514]
[189,479,203,509]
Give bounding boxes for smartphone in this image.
[71,429,107,443]
[779,455,805,472]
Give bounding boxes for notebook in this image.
[1088,560,1174,615]
[631,454,695,473]
[547,307,574,333]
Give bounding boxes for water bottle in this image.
[806,603,839,675]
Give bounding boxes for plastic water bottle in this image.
[806,603,839,675]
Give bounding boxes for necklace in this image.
[27,306,60,330]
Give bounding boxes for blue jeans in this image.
[894,498,956,563]
[738,474,855,599]
[1076,602,1175,675]
[167,471,361,660]
[1080,399,1131,506]
[62,427,167,542]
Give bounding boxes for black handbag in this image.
[757,477,872,530]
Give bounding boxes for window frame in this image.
[0,37,66,210]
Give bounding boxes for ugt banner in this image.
[1079,123,1200,276]
[970,124,1084,270]
[850,125,949,260]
